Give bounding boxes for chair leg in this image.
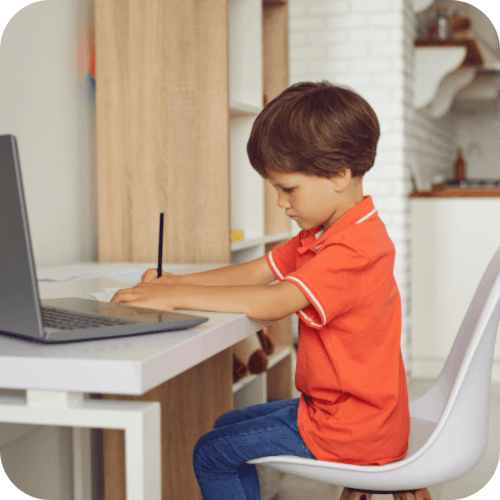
[414,488,432,500]
[392,493,416,500]
[340,487,431,500]
[393,490,433,500]
[339,489,373,500]
[340,488,352,500]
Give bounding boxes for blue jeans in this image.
[193,397,316,500]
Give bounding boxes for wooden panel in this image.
[263,3,289,105]
[96,0,230,264]
[94,348,233,500]
[263,3,290,235]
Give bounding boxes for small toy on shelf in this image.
[230,230,244,243]
[232,329,276,383]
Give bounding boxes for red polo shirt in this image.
[267,196,410,465]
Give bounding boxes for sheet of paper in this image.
[90,288,121,302]
[38,268,174,283]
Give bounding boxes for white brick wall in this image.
[289,0,457,376]
[454,106,500,179]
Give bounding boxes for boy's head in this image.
[247,81,380,180]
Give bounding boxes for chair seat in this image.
[248,417,438,492]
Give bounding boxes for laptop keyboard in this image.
[41,307,133,331]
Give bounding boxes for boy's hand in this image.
[110,282,177,310]
[141,268,176,284]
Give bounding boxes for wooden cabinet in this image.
[94,0,293,498]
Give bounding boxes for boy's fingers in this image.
[141,269,158,282]
[111,289,139,304]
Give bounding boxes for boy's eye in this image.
[283,188,294,194]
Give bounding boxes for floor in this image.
[261,378,500,500]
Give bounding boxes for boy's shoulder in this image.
[319,214,395,261]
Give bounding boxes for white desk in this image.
[0,262,264,500]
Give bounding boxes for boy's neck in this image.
[322,177,364,231]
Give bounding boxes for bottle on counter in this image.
[436,4,453,40]
[454,147,466,181]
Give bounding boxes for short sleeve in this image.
[266,231,304,280]
[284,241,370,329]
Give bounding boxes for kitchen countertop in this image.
[411,187,500,198]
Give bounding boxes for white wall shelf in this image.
[231,231,292,252]
[230,100,263,117]
[453,72,500,113]
[229,0,263,109]
[413,45,468,110]
[412,0,433,14]
[424,66,477,118]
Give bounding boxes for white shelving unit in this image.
[229,0,265,265]
[228,0,295,408]
[233,346,298,409]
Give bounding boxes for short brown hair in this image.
[247,81,380,178]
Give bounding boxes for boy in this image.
[111,81,410,500]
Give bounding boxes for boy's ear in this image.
[330,169,352,192]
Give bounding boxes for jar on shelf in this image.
[436,4,453,40]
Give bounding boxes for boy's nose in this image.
[277,194,291,209]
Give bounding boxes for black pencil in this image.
[157,213,164,278]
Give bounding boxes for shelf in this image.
[268,344,294,369]
[231,231,291,251]
[232,345,293,393]
[453,73,500,112]
[229,0,263,110]
[412,0,433,14]
[230,100,263,117]
[233,371,261,393]
[414,36,500,118]
[411,188,500,198]
[413,43,468,110]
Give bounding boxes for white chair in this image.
[249,245,500,500]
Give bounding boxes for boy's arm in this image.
[110,280,309,322]
[142,255,276,286]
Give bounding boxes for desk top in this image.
[0,262,263,395]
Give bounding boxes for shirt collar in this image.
[299,196,377,253]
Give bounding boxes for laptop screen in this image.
[0,135,44,339]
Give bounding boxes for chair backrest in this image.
[413,245,500,475]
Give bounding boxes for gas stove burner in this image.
[445,179,500,188]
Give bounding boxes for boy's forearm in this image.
[173,257,274,287]
[173,284,291,322]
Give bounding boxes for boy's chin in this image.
[295,219,316,230]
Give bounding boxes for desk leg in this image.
[72,427,92,500]
[96,347,233,500]
[0,390,161,500]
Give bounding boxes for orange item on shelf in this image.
[230,230,244,243]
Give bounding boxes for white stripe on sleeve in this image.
[285,276,327,326]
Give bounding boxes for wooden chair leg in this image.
[341,487,431,500]
[340,488,352,500]
[392,493,416,500]
[349,492,373,500]
[414,488,432,500]
[340,489,373,500]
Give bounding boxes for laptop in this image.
[0,134,209,343]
